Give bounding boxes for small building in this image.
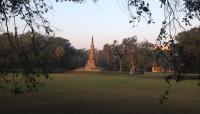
[152,45,173,73]
[152,64,162,72]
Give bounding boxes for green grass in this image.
[0,72,200,114]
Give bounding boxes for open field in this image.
[0,72,200,114]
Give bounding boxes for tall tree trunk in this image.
[130,56,135,74]
[119,59,122,73]
[106,51,111,71]
[131,62,135,74]
[59,56,62,70]
[107,61,110,71]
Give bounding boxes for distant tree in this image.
[102,37,156,73]
[175,27,200,73]
[138,40,155,71]
[122,36,138,74]
[103,44,112,71]
[112,40,125,72]
[54,46,64,69]
[0,32,86,93]
[75,49,87,68]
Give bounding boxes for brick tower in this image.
[84,37,101,71]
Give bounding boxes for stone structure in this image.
[152,45,173,73]
[75,37,101,71]
[85,37,97,70]
[152,64,173,73]
[152,64,163,72]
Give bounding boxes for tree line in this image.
[0,32,156,73]
[0,32,87,73]
[100,37,155,73]
[0,27,199,74]
[97,27,200,74]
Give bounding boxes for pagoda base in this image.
[74,67,101,72]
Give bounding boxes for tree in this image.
[112,40,125,72]
[138,40,155,71]
[175,27,200,73]
[0,31,88,93]
[122,36,138,74]
[54,46,64,69]
[103,44,112,71]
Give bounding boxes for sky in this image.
[44,0,163,49]
[41,0,198,49]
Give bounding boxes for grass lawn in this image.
[0,72,200,114]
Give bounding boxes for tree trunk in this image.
[130,56,135,74]
[131,63,135,74]
[106,51,110,71]
[107,61,110,71]
[119,59,122,73]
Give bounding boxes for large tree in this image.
[54,46,64,68]
[175,27,200,73]
[112,40,125,72]
[138,40,155,71]
[122,36,138,74]
[103,44,112,71]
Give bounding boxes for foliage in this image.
[138,40,155,71]
[0,0,70,94]
[122,36,138,73]
[103,44,112,70]
[159,27,200,104]
[102,37,155,73]
[0,32,87,93]
[175,27,200,73]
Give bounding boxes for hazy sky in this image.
[45,0,198,49]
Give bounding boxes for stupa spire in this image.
[75,37,101,71]
[92,36,94,44]
[84,37,100,71]
[90,36,94,51]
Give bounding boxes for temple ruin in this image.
[75,37,101,71]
